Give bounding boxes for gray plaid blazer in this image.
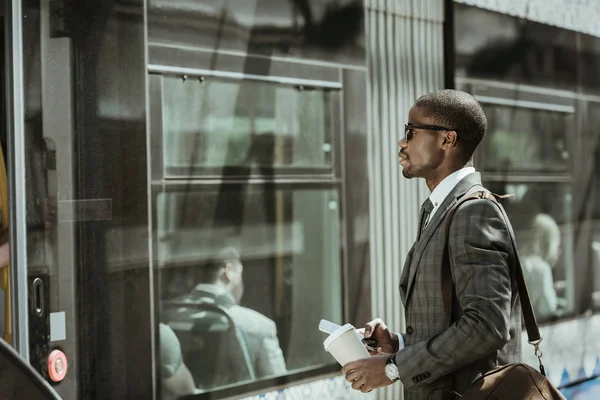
[395,172,522,400]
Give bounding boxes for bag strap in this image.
[441,191,543,352]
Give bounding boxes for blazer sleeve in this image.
[394,198,513,390]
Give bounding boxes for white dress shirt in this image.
[397,167,475,350]
[424,167,475,227]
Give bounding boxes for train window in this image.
[154,185,343,394]
[590,102,600,314]
[161,76,337,177]
[149,65,367,398]
[478,105,573,173]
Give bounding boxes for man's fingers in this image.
[351,377,366,390]
[341,361,357,375]
[364,318,386,338]
[344,369,359,383]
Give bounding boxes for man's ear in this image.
[442,131,458,148]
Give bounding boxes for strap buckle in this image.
[528,338,546,376]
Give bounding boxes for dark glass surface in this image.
[23,0,152,398]
[147,0,365,67]
[156,186,343,381]
[20,1,368,398]
[478,105,572,173]
[589,102,600,314]
[454,4,600,94]
[151,63,368,399]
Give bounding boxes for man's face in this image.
[398,106,445,179]
[227,261,244,304]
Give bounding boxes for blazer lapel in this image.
[404,172,484,306]
[399,244,416,304]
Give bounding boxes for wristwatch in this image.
[384,353,400,382]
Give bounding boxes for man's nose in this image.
[398,137,408,147]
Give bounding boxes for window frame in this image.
[154,69,343,180]
[148,63,358,399]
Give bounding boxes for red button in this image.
[47,349,68,382]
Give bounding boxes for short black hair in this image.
[199,247,241,284]
[414,89,487,162]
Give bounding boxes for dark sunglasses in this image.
[404,123,464,142]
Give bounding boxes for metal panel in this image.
[148,45,351,80]
[366,1,445,399]
[5,0,29,361]
[474,95,575,113]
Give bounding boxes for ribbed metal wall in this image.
[366,1,445,399]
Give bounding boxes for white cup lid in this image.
[323,323,357,350]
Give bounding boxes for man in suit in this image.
[185,247,287,381]
[342,89,522,400]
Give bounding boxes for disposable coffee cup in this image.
[323,323,370,366]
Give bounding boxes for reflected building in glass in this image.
[147,0,370,397]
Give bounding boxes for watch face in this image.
[385,363,399,381]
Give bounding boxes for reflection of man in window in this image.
[520,213,565,321]
[193,247,287,379]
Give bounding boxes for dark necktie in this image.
[417,198,434,241]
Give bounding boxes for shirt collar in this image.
[429,167,475,208]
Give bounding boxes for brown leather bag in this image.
[441,191,566,400]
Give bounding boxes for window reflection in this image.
[147,0,365,65]
[485,182,574,323]
[591,240,600,313]
[479,105,572,173]
[155,187,343,392]
[590,102,600,314]
[162,77,335,176]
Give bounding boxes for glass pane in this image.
[155,186,342,394]
[480,105,572,173]
[454,4,579,92]
[590,102,600,313]
[162,77,335,175]
[22,0,153,398]
[485,181,575,323]
[147,0,366,66]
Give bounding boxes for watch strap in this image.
[386,353,397,366]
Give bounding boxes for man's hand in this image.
[361,318,398,355]
[342,353,394,393]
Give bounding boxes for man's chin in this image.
[401,168,414,179]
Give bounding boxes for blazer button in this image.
[406,326,414,335]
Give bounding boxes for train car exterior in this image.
[1,0,599,399]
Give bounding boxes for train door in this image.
[6,0,154,399]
